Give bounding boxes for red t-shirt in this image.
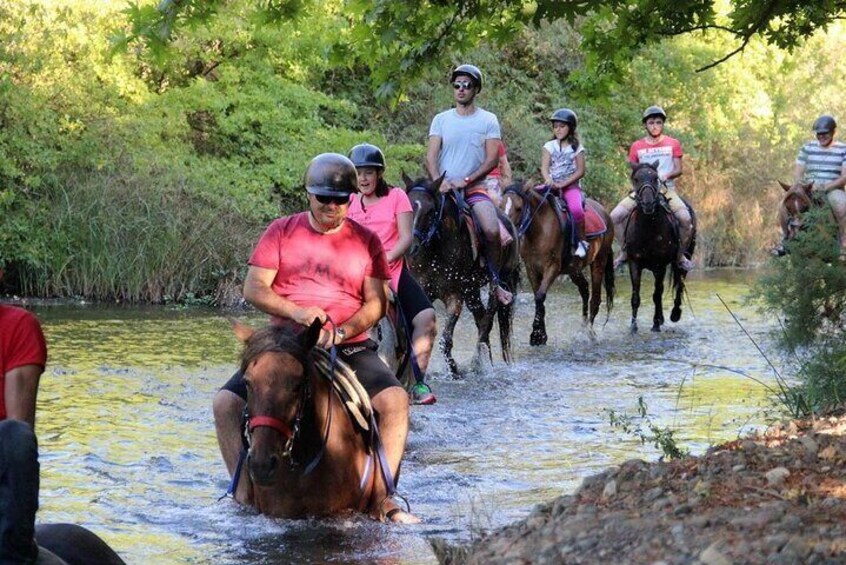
[248,212,390,343]
[628,136,683,188]
[347,187,413,291]
[0,305,47,420]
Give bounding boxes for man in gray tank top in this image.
[426,64,513,304]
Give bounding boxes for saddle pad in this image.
[311,349,372,432]
[556,201,607,238]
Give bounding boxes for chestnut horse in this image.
[402,173,519,375]
[624,163,697,333]
[774,179,815,255]
[500,182,615,345]
[230,320,388,519]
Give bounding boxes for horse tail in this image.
[603,249,615,319]
[682,196,697,259]
[498,240,520,364]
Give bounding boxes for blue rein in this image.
[504,185,551,237]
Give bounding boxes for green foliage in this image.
[752,207,846,416]
[607,396,689,460]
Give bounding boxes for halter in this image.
[633,177,660,215]
[408,185,445,247]
[502,185,551,237]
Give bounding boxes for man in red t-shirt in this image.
[610,106,695,271]
[213,153,419,524]
[0,269,47,562]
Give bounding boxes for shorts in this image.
[221,338,401,400]
[396,267,433,325]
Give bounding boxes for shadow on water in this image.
[27,269,780,563]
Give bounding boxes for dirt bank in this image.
[434,414,846,564]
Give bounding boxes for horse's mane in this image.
[240,325,309,373]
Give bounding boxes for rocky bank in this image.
[433,414,846,564]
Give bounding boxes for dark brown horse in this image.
[402,173,519,375]
[624,162,697,333]
[500,182,615,345]
[231,320,383,518]
[775,179,815,255]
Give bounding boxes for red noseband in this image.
[248,416,294,439]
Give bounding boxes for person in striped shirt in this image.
[794,114,846,259]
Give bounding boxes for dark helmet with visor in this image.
[348,143,386,169]
[450,64,483,91]
[642,105,667,123]
[550,108,578,130]
[304,153,358,197]
[813,114,837,134]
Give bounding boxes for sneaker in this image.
[410,382,436,405]
[574,240,589,258]
[613,252,627,270]
[678,256,695,271]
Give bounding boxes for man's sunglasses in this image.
[453,81,474,90]
[314,194,349,205]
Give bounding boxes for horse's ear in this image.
[231,319,256,343]
[628,162,638,172]
[649,160,659,171]
[302,318,323,350]
[430,172,445,194]
[778,181,791,192]
[802,181,814,194]
[522,178,534,192]
[401,170,414,190]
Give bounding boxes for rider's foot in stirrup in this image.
[613,252,627,270]
[574,240,589,258]
[677,256,695,271]
[410,382,436,405]
[495,285,513,306]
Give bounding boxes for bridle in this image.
[782,187,814,238]
[633,173,660,216]
[408,184,445,249]
[502,185,550,237]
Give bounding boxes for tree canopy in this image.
[119,0,846,96]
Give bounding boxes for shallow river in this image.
[27,269,783,564]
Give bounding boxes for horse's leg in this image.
[531,262,559,346]
[588,253,604,335]
[629,262,642,334]
[670,266,684,323]
[652,265,667,332]
[440,294,463,376]
[571,270,590,324]
[497,264,519,363]
[466,286,495,360]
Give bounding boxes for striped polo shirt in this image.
[797,140,846,183]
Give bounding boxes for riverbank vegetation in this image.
[2,1,846,302]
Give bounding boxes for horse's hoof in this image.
[630,324,638,334]
[670,308,682,322]
[651,325,661,332]
[529,332,547,346]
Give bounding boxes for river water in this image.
[26,269,784,564]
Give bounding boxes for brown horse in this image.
[231,320,385,519]
[500,182,615,345]
[402,173,519,375]
[774,180,815,255]
[624,163,696,333]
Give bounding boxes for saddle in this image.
[311,348,372,432]
[452,191,513,263]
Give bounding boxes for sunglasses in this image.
[314,194,349,206]
[452,81,473,90]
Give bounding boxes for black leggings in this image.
[396,267,433,327]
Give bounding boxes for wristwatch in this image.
[464,176,473,184]
[334,326,346,343]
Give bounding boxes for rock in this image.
[798,435,819,455]
[673,503,692,516]
[602,479,617,499]
[700,542,731,565]
[765,466,790,486]
[644,486,664,502]
[732,463,746,472]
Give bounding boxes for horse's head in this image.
[630,161,661,216]
[778,180,815,241]
[234,319,321,486]
[500,180,530,227]
[403,171,445,256]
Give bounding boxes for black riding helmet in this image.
[304,153,358,197]
[450,64,483,91]
[550,108,578,130]
[813,114,837,134]
[348,143,386,169]
[642,105,667,123]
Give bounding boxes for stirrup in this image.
[574,241,589,258]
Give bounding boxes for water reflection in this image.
[27,270,779,563]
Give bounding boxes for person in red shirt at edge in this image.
[610,105,695,272]
[212,153,419,524]
[346,143,438,406]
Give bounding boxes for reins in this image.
[503,185,551,237]
[409,185,445,247]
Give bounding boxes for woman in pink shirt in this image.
[347,144,438,405]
